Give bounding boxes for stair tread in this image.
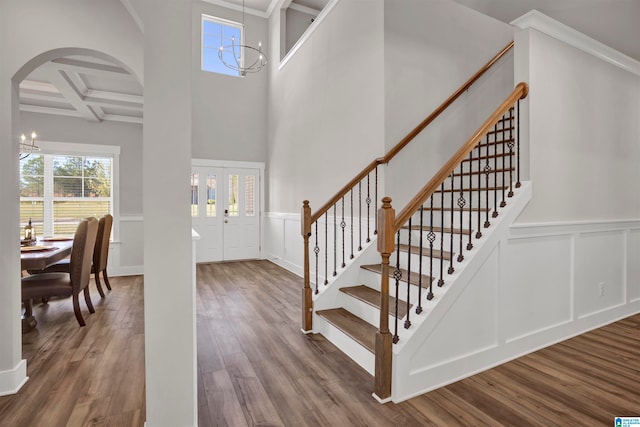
[402,225,472,235]
[340,285,411,318]
[361,264,434,287]
[316,308,376,353]
[397,244,453,261]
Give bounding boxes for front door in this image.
[191,165,261,263]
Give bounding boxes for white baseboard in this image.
[109,265,144,277]
[0,359,28,397]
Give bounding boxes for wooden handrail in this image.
[393,82,529,231]
[383,41,514,164]
[310,158,384,224]
[309,41,514,224]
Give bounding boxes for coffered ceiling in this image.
[19,55,143,125]
[17,0,639,125]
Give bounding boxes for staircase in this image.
[300,43,532,402]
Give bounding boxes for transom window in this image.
[201,14,243,77]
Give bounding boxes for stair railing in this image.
[374,81,529,400]
[301,41,514,332]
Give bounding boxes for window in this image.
[202,14,243,77]
[19,143,118,238]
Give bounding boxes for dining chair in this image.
[93,214,113,297]
[21,217,99,327]
[29,214,113,298]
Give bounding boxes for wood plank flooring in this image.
[1,260,638,426]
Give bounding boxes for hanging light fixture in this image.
[19,131,39,160]
[218,0,267,76]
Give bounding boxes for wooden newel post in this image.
[301,200,313,332]
[374,196,394,401]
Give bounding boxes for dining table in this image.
[21,237,74,333]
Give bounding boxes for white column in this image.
[141,0,196,425]
[0,0,28,394]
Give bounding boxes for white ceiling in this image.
[19,0,639,124]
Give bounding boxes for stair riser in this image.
[338,291,401,328]
[314,315,374,375]
[397,251,451,282]
[359,268,428,303]
[399,231,472,256]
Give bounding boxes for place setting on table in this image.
[20,220,74,272]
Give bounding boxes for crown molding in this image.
[288,2,320,16]
[202,0,269,18]
[511,10,640,77]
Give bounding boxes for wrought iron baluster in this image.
[324,212,329,285]
[476,141,483,239]
[350,189,354,259]
[419,206,427,309]
[516,100,521,188]
[508,107,515,197]
[448,172,455,275]
[457,163,465,263]
[366,174,371,243]
[405,218,412,329]
[393,231,401,343]
[374,165,378,235]
[467,150,474,251]
[427,200,435,299]
[438,182,445,287]
[500,113,508,206]
[493,122,499,218]
[484,127,493,229]
[333,205,337,277]
[314,222,319,294]
[358,182,362,251]
[340,197,346,268]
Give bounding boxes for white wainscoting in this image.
[264,212,305,277]
[392,218,640,402]
[109,215,144,277]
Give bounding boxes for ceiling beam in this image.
[48,70,101,122]
[47,58,135,81]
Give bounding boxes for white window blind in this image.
[20,153,113,237]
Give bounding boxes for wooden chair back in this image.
[94,214,113,272]
[69,217,99,294]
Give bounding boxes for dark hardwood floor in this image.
[1,260,638,426]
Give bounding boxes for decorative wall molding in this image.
[120,215,144,222]
[511,10,640,77]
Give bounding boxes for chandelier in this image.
[218,0,267,76]
[19,131,39,160]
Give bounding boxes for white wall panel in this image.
[501,234,572,341]
[409,248,499,371]
[574,231,625,317]
[629,229,640,302]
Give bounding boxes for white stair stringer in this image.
[390,181,532,402]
